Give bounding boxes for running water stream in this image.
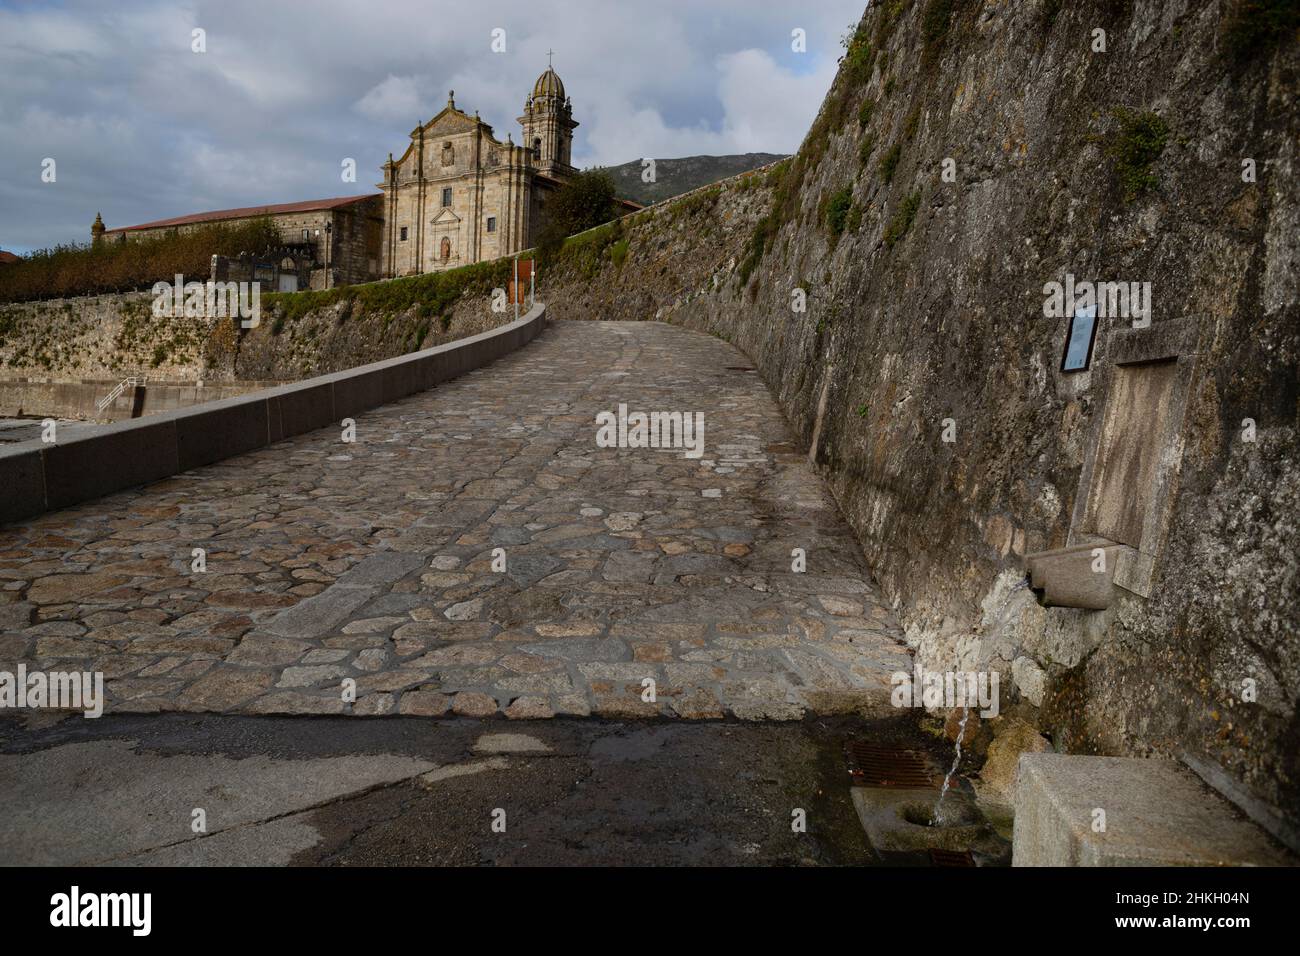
[932,578,1031,824]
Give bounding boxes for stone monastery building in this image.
[381,67,579,276]
[92,65,626,287]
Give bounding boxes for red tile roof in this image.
[0,250,19,264]
[105,194,381,233]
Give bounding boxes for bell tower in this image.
[519,54,577,176]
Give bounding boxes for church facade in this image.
[378,66,579,277]
[92,65,635,288]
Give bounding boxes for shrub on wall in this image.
[0,217,282,304]
[261,255,523,328]
[536,169,620,268]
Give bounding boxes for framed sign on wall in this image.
[1061,304,1099,373]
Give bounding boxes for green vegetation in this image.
[0,217,282,303]
[858,97,876,128]
[904,106,922,141]
[602,153,784,205]
[874,0,913,47]
[840,22,876,86]
[263,255,521,328]
[846,204,864,234]
[859,135,876,166]
[824,186,854,237]
[1108,108,1170,201]
[669,185,722,221]
[738,215,774,288]
[1223,0,1299,61]
[884,190,922,247]
[536,169,620,268]
[609,238,630,269]
[1043,0,1064,23]
[921,0,958,62]
[879,143,903,183]
[549,219,627,280]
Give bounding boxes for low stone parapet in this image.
[0,303,546,525]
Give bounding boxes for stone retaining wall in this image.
[536,1,1299,844]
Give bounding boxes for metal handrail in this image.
[96,374,147,412]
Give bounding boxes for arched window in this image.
[532,137,541,160]
[440,236,451,260]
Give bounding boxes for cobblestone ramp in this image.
[0,320,912,719]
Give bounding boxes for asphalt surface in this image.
[0,711,957,866]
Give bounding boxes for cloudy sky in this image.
[0,0,864,254]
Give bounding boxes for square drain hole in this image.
[846,742,941,789]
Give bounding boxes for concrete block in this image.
[379,354,428,405]
[1013,753,1292,866]
[850,786,1003,856]
[0,445,47,525]
[172,395,270,471]
[267,380,335,442]
[331,367,385,421]
[42,417,180,511]
[1025,540,1128,609]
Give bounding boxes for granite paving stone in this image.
[0,321,909,719]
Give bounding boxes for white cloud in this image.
[0,0,866,252]
[355,74,435,124]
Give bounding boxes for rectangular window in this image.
[486,216,497,233]
[442,187,452,207]
[399,226,408,241]
[302,228,309,241]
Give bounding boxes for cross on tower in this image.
[547,49,554,68]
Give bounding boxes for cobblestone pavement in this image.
[0,320,911,719]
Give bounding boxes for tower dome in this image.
[532,66,564,100]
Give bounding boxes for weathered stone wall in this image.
[537,1,1299,839]
[0,292,209,381]
[328,197,385,286]
[0,271,516,412]
[0,377,267,422]
[103,197,384,286]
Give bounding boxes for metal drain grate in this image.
[846,742,940,788]
[929,849,976,867]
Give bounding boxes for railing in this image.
[95,374,147,413]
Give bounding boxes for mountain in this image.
[602,153,786,206]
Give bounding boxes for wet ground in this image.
[0,711,978,866]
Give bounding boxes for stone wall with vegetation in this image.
[539,0,1299,837]
[0,256,525,394]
